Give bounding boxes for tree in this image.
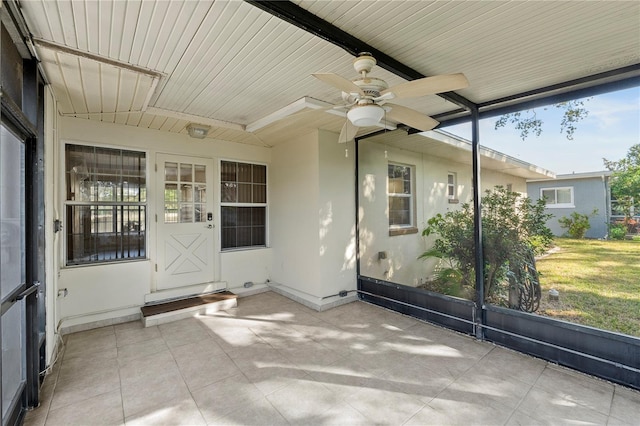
[604,144,640,232]
[420,186,553,311]
[494,100,590,141]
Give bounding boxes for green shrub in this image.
[420,186,553,308]
[609,223,627,240]
[558,210,597,239]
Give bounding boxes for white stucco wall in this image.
[317,130,357,299]
[269,132,322,299]
[359,139,529,288]
[269,130,357,307]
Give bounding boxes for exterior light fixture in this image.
[186,123,210,139]
[347,104,384,127]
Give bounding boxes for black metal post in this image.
[470,106,485,340]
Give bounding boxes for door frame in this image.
[0,115,44,426]
[154,153,221,293]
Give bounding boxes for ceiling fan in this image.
[313,53,469,142]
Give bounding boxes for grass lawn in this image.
[536,238,640,337]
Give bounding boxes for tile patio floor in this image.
[24,291,640,425]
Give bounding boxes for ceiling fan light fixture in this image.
[347,104,384,127]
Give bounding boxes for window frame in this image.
[63,142,148,266]
[447,172,459,203]
[387,162,417,235]
[219,159,268,251]
[540,186,575,208]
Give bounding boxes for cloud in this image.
[586,91,640,130]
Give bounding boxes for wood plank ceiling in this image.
[17,0,640,147]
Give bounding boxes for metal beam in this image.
[437,64,640,127]
[244,0,475,112]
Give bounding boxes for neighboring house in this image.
[527,171,613,239]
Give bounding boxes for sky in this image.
[441,86,640,175]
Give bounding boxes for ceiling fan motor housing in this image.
[353,53,376,74]
[353,77,388,98]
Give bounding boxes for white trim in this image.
[219,159,269,250]
[388,162,415,229]
[447,172,457,199]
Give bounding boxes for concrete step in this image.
[140,291,237,327]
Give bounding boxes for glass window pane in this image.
[238,183,252,203]
[221,161,236,182]
[66,146,92,201]
[238,163,252,182]
[237,226,251,247]
[181,184,193,202]
[194,165,206,183]
[64,144,146,265]
[66,205,146,264]
[194,204,206,222]
[253,164,266,184]
[220,162,267,250]
[222,206,236,227]
[389,196,410,226]
[252,226,265,246]
[253,184,266,203]
[165,184,177,203]
[180,163,193,182]
[194,184,206,203]
[557,188,572,204]
[165,204,178,223]
[222,227,236,249]
[180,204,193,223]
[221,182,236,203]
[165,162,178,181]
[541,189,556,203]
[252,207,265,226]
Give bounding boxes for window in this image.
[388,163,416,233]
[447,172,457,202]
[220,161,267,249]
[541,187,574,208]
[65,144,146,265]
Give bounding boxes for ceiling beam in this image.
[244,0,475,112]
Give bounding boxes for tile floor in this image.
[25,291,640,425]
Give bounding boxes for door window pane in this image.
[164,162,206,224]
[165,162,178,181]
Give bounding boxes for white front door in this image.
[156,154,216,290]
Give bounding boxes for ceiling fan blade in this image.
[313,73,364,95]
[381,73,468,99]
[338,119,359,143]
[386,104,439,132]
